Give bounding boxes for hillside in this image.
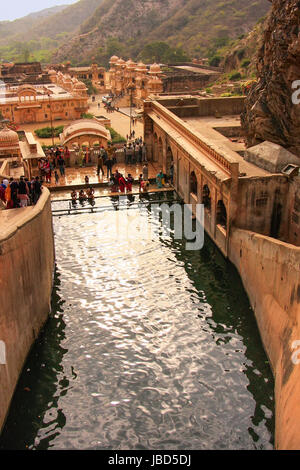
[53,0,271,65]
[0,5,68,44]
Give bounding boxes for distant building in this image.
[0,70,89,125]
[106,56,221,107]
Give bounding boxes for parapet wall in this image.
[229,228,300,449]
[0,189,54,432]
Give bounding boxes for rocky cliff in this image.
[52,0,270,64]
[241,0,300,157]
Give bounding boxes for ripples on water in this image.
[0,194,274,450]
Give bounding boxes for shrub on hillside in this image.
[229,71,242,81]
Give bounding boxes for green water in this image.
[0,193,274,449]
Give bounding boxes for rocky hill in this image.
[0,0,102,45]
[0,5,68,44]
[52,0,271,64]
[241,0,300,156]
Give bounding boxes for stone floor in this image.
[43,161,162,189]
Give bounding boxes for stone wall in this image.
[229,228,300,449]
[161,97,246,119]
[234,175,289,239]
[0,189,55,432]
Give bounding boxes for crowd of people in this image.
[123,137,147,165]
[0,176,43,210]
[37,146,70,185]
[108,168,149,194]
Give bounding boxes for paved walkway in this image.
[43,161,161,191]
[89,96,144,140]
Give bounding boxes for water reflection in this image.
[0,195,274,450]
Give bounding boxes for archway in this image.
[158,137,163,167]
[190,171,198,196]
[153,133,158,162]
[216,200,227,228]
[166,146,174,176]
[202,184,211,211]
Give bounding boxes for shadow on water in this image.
[161,226,275,449]
[0,266,68,450]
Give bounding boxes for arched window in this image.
[216,200,227,228]
[190,171,197,195]
[202,184,211,211]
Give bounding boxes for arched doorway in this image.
[216,200,227,228]
[202,184,211,211]
[190,171,198,196]
[153,133,158,162]
[166,146,174,176]
[158,137,163,167]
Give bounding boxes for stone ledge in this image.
[0,188,50,243]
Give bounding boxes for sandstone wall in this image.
[229,228,300,449]
[0,189,54,432]
[234,175,289,238]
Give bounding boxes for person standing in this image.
[142,163,148,182]
[17,176,29,207]
[9,177,19,208]
[126,174,134,192]
[127,144,133,164]
[138,143,143,163]
[105,156,113,179]
[123,144,127,164]
[64,146,70,167]
[57,155,65,176]
[156,170,164,189]
[142,142,147,162]
[32,176,42,205]
[97,152,104,177]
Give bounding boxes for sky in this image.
[0,0,78,21]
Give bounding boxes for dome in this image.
[64,74,72,83]
[136,62,147,73]
[116,58,126,66]
[0,126,19,147]
[110,56,119,64]
[149,63,162,74]
[74,81,87,90]
[127,60,137,71]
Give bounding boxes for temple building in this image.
[0,62,50,86]
[0,124,45,179]
[106,56,221,108]
[47,62,107,93]
[0,71,89,125]
[60,118,111,149]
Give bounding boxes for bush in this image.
[107,127,126,144]
[209,55,222,67]
[35,126,64,138]
[229,71,242,81]
[241,59,251,68]
[81,113,94,119]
